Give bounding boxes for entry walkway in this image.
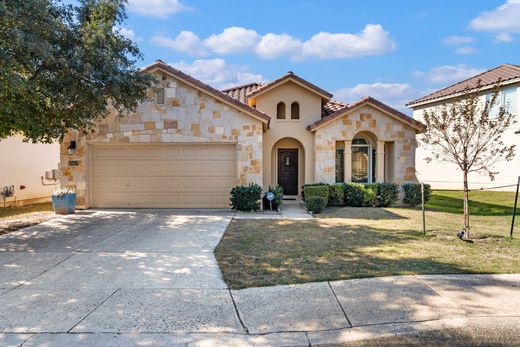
[234,199,312,220]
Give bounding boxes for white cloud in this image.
[455,46,477,55]
[442,35,475,45]
[151,31,206,56]
[334,82,416,113]
[414,64,485,84]
[302,25,396,59]
[117,27,141,42]
[152,24,396,60]
[204,27,261,55]
[255,33,303,59]
[171,59,266,89]
[128,0,189,18]
[469,0,520,33]
[494,32,515,42]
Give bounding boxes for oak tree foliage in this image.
[0,0,154,143]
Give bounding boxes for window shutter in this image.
[372,148,376,183]
[335,149,345,183]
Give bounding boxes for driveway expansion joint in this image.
[327,281,353,327]
[67,288,121,333]
[228,289,250,334]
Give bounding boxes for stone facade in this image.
[314,105,417,184]
[60,72,263,208]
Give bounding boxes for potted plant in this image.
[52,187,76,214]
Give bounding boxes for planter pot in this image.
[52,193,76,214]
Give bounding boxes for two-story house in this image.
[60,60,424,208]
[408,64,520,191]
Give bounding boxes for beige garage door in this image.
[90,144,236,208]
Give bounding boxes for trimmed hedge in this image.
[375,183,399,207]
[305,196,327,213]
[262,185,284,210]
[343,183,366,207]
[328,184,345,207]
[301,183,329,200]
[402,183,431,207]
[230,184,262,211]
[303,185,329,201]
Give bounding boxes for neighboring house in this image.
[408,64,520,191]
[60,60,424,208]
[0,136,59,206]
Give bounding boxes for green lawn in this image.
[215,190,520,289]
[426,190,517,216]
[0,202,53,219]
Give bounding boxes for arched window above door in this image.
[276,102,286,119]
[291,102,300,119]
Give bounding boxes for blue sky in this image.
[120,0,520,113]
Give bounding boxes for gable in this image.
[308,97,425,133]
[141,61,271,127]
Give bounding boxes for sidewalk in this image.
[4,274,519,346]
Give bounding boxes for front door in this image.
[277,149,298,195]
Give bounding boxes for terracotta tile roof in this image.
[246,71,333,100]
[309,96,425,132]
[141,60,270,124]
[322,100,347,117]
[407,64,520,106]
[221,82,265,103]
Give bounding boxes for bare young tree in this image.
[421,83,516,238]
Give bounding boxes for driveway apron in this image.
[0,209,243,335]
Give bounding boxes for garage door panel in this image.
[91,144,237,208]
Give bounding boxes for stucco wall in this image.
[256,81,322,188]
[412,84,520,191]
[0,136,59,204]
[60,71,263,208]
[314,105,417,184]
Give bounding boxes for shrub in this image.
[305,196,327,213]
[230,184,262,211]
[375,183,399,207]
[301,183,328,200]
[328,184,345,207]
[262,185,284,210]
[343,183,366,207]
[402,183,431,207]
[303,185,329,202]
[362,184,378,207]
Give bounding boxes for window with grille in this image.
[291,102,300,119]
[156,88,165,104]
[335,148,344,183]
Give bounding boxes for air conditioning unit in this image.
[45,169,60,180]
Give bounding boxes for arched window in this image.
[276,102,286,119]
[291,102,300,119]
[351,137,374,183]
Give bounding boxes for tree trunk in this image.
[463,171,470,238]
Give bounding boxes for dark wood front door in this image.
[277,149,298,195]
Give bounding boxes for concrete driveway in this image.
[1,210,520,346]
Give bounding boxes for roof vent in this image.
[287,71,294,75]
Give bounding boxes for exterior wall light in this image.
[67,140,76,155]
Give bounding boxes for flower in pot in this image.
[52,187,76,214]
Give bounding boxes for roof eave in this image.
[407,77,520,108]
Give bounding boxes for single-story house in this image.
[60,60,424,208]
[408,64,519,191]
